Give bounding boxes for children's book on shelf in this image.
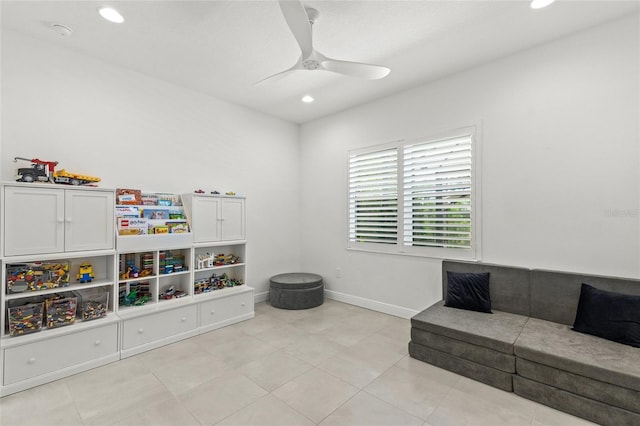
[116,188,142,205]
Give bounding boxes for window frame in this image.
[346,125,482,260]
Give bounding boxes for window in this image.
[348,126,480,259]
[348,147,398,245]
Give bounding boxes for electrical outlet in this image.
[335,267,341,278]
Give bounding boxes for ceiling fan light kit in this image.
[258,0,390,84]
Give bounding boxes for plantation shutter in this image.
[403,135,472,249]
[349,147,398,244]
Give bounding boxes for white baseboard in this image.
[254,291,269,303]
[324,290,419,319]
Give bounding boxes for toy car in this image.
[159,285,187,300]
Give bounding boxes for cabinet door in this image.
[4,186,65,256]
[220,198,245,241]
[193,197,221,243]
[65,190,115,252]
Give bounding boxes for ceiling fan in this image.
[258,0,391,84]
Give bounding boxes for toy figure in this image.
[134,295,150,306]
[120,266,140,280]
[130,266,141,278]
[77,262,95,283]
[139,269,152,277]
[124,289,137,306]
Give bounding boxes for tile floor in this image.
[0,300,596,426]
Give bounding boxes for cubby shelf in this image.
[194,262,246,273]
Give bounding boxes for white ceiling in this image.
[2,0,639,123]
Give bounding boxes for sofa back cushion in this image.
[442,260,530,316]
[531,269,640,326]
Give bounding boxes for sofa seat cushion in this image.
[409,341,514,391]
[515,318,640,392]
[514,376,640,426]
[411,327,516,372]
[517,358,640,413]
[411,301,529,354]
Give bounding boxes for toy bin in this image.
[76,290,109,321]
[45,296,78,329]
[6,260,71,294]
[8,302,44,336]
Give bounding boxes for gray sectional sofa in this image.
[409,260,640,426]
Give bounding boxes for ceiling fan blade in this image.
[279,0,313,59]
[254,61,302,85]
[321,59,390,80]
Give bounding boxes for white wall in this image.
[3,14,639,318]
[299,14,640,317]
[1,30,302,297]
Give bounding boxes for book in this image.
[142,209,170,220]
[116,188,142,205]
[167,222,189,234]
[117,218,148,235]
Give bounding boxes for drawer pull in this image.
[210,309,215,315]
[181,317,187,322]
[94,340,101,346]
[138,328,144,334]
[241,302,245,307]
[28,357,36,364]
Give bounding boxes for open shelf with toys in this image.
[1,252,117,341]
[117,248,192,311]
[193,243,246,296]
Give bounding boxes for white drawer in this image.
[4,323,118,385]
[122,305,197,349]
[199,290,253,327]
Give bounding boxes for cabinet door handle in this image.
[28,357,36,364]
[138,328,144,334]
[66,218,72,223]
[241,302,245,307]
[94,340,101,346]
[181,317,187,322]
[210,309,216,315]
[57,218,65,224]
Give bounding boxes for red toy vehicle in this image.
[14,157,100,185]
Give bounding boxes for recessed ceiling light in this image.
[301,95,314,103]
[530,0,555,9]
[98,7,124,23]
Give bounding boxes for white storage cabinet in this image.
[183,194,245,243]
[1,184,119,397]
[185,194,253,333]
[3,184,115,256]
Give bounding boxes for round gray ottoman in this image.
[269,272,324,310]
